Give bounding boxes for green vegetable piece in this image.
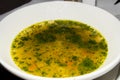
[101,52,107,56]
[22,66,28,71]
[99,39,108,51]
[20,36,30,41]
[45,59,51,65]
[66,34,84,48]
[72,56,78,61]
[14,57,19,61]
[55,61,67,67]
[88,39,97,44]
[42,71,47,76]
[34,33,56,43]
[81,57,94,68]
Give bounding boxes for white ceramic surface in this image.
[117,76,120,80]
[0,1,120,80]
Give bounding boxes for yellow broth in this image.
[11,20,108,77]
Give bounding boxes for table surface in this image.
[0,0,120,80]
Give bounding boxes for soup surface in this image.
[11,20,108,77]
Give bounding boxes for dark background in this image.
[0,0,31,14]
[0,64,23,80]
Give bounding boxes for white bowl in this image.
[0,1,120,80]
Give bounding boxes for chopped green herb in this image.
[34,33,56,43]
[72,56,78,61]
[14,57,19,61]
[66,34,84,48]
[88,39,97,44]
[81,57,95,69]
[101,52,107,56]
[17,41,24,48]
[42,71,47,76]
[45,59,51,65]
[22,66,28,71]
[20,36,30,41]
[99,39,108,50]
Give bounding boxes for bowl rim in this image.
[0,1,120,80]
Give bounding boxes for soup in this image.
[11,20,108,78]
